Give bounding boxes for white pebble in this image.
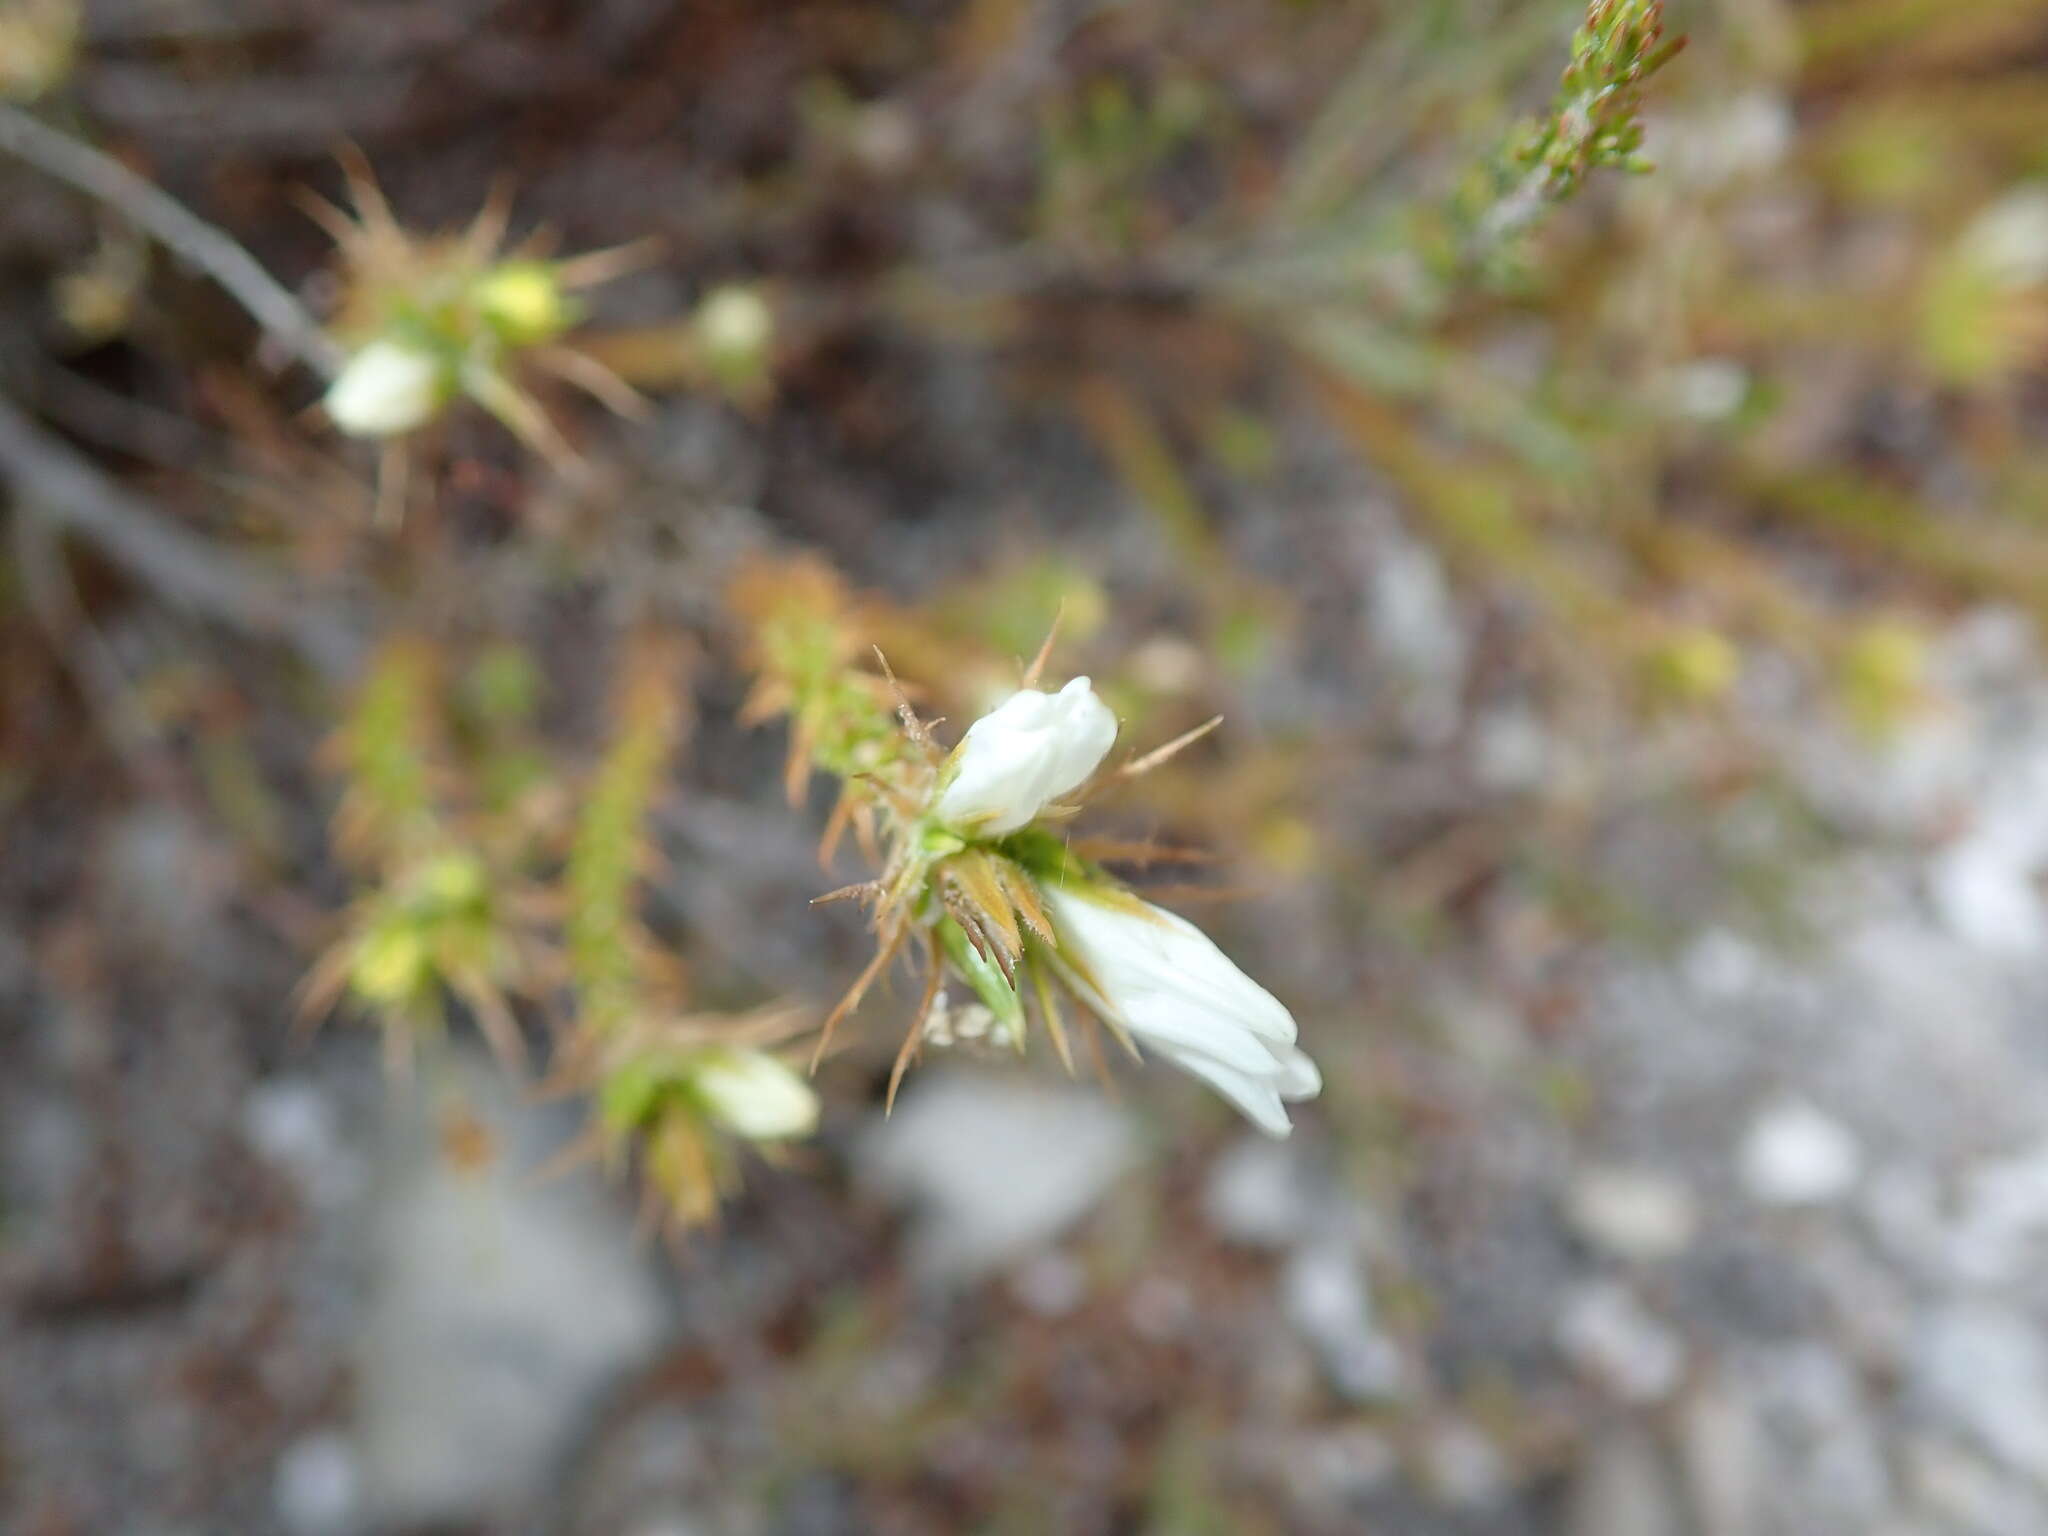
[1740,1100,1863,1206]
[274,1432,360,1536]
[1567,1166,1699,1262]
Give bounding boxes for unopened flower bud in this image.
[694,284,774,389]
[474,261,572,347]
[936,677,1118,835]
[325,337,449,438]
[693,1049,819,1141]
[350,921,430,1006]
[414,851,489,913]
[1644,627,1739,705]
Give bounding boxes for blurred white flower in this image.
[695,284,774,362]
[1044,886,1320,1137]
[936,677,1118,834]
[1961,188,2048,290]
[693,1050,819,1141]
[1662,357,1750,423]
[324,337,446,438]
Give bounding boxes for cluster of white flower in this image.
[924,676,1321,1137]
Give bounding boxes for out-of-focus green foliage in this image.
[567,636,687,1037]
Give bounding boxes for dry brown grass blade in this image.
[871,645,939,758]
[811,917,911,1070]
[1070,837,1216,867]
[811,879,879,907]
[997,861,1056,946]
[452,972,531,1074]
[1020,602,1064,689]
[531,1037,599,1101]
[1059,967,1143,1064]
[1131,881,1255,906]
[1071,373,1215,563]
[738,678,791,727]
[885,1014,925,1113]
[555,236,667,289]
[951,852,1024,956]
[887,933,943,1113]
[532,346,651,420]
[467,368,583,473]
[941,883,1018,977]
[1080,1009,1122,1099]
[817,785,857,866]
[1096,1006,1143,1065]
[784,721,815,806]
[1114,715,1222,780]
[724,1003,819,1049]
[461,175,516,265]
[292,186,358,247]
[1029,955,1075,1076]
[847,770,923,820]
[853,800,882,866]
[335,142,400,243]
[289,941,353,1042]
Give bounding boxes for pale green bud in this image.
[474,261,573,347]
[693,1050,819,1141]
[325,337,449,438]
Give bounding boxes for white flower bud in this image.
[695,284,773,363]
[1045,887,1320,1137]
[324,338,447,438]
[936,677,1118,835]
[692,1050,819,1141]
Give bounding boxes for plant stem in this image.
[0,102,339,378]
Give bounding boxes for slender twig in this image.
[11,508,162,774]
[0,102,340,378]
[0,394,358,674]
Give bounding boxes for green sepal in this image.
[936,915,1025,1030]
[598,1058,669,1138]
[598,1051,702,1139]
[994,827,1097,887]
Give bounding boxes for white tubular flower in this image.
[692,1050,820,1141]
[324,337,447,438]
[935,677,1118,835]
[1044,886,1320,1138]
